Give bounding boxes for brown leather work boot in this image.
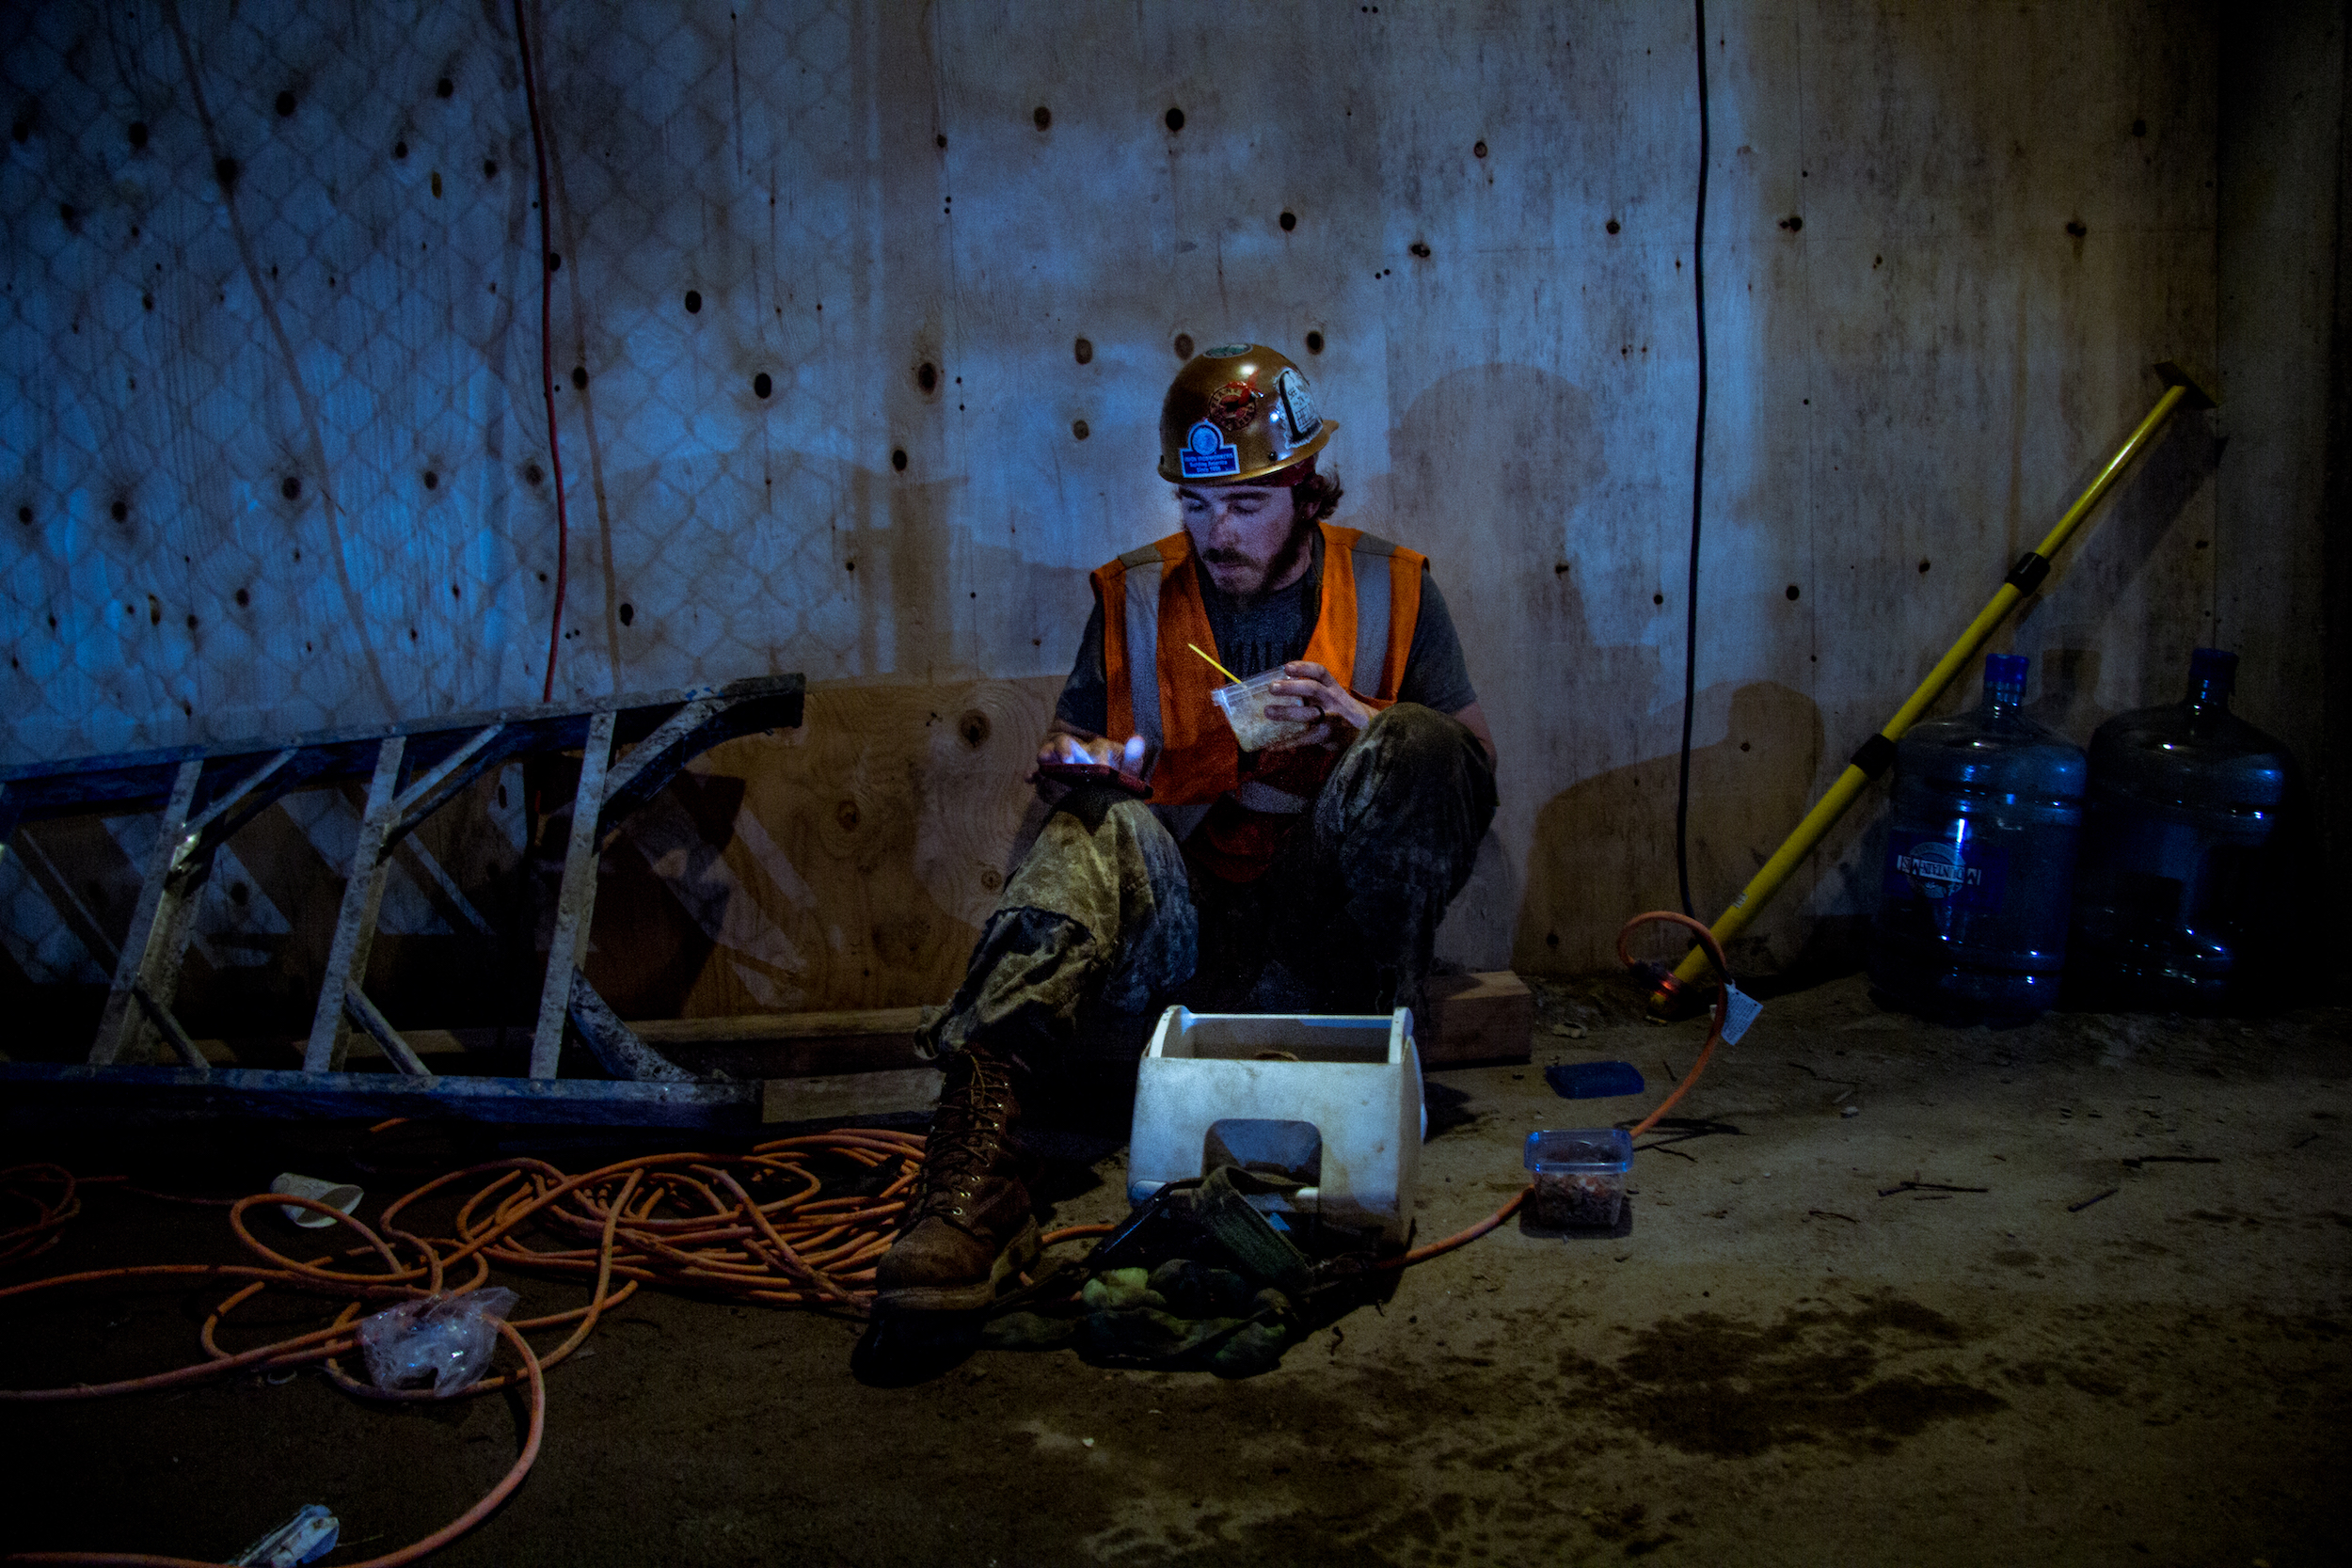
[873,1048,1040,1313]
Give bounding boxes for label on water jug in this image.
[1885,830,2009,913]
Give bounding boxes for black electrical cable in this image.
[1674,0,1710,921]
[513,0,570,705]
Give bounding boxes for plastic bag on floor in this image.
[357,1289,517,1397]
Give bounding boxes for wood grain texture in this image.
[584,676,1060,1018]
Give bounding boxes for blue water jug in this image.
[1870,654,2087,1021]
[2068,648,2292,1010]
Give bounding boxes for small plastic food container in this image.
[1211,669,1324,752]
[1522,1129,1632,1230]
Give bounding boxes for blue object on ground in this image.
[1543,1060,1646,1100]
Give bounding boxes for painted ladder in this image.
[0,674,803,1127]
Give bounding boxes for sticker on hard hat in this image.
[1202,342,1254,358]
[1179,420,1242,479]
[1276,368,1321,438]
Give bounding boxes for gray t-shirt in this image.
[1055,531,1479,736]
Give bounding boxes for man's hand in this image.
[1260,660,1372,752]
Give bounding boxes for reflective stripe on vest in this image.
[1350,533,1394,702]
[1116,543,1166,752]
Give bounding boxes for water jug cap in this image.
[2188,646,2238,687]
[1983,653,2028,707]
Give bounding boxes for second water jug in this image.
[2069,647,2293,1009]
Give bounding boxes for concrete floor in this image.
[5,971,2348,1566]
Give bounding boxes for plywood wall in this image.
[4,1,2298,1028]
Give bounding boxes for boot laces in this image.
[915,1051,1017,1214]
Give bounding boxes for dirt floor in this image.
[5,971,2349,1567]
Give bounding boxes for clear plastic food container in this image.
[1211,668,1324,752]
[1523,1128,1632,1230]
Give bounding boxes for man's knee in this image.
[1359,701,1476,768]
[1318,703,1497,851]
[1344,703,1492,800]
[1002,785,1188,941]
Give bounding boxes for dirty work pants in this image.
[916,704,1497,1069]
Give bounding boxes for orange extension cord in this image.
[0,912,1735,1565]
[0,1133,945,1566]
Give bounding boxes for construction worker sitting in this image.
[873,342,1498,1316]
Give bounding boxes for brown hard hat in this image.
[1156,342,1339,484]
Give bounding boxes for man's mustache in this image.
[1200,549,1257,567]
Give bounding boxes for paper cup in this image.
[271,1172,363,1229]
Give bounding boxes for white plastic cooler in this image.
[1126,1006,1423,1244]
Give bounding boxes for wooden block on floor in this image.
[759,1068,940,1126]
[1419,971,1534,1067]
[635,1008,926,1079]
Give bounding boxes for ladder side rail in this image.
[89,758,204,1065]
[301,737,407,1074]
[529,709,617,1080]
[0,674,803,811]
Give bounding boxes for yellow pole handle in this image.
[1656,376,2201,1002]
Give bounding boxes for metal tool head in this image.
[2153,360,2217,410]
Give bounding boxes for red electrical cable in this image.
[512,0,568,705]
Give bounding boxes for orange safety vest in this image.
[1093,524,1424,873]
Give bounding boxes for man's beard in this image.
[1201,510,1314,604]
